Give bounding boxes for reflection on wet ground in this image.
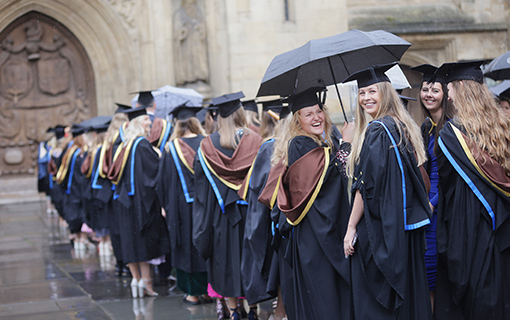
[0,199,274,320]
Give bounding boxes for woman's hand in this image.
[429,201,435,213]
[344,226,357,258]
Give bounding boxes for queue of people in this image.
[36,57,510,320]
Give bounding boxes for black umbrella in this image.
[489,79,510,98]
[483,51,510,80]
[256,29,411,121]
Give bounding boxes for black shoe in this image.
[248,306,258,320]
[115,261,124,277]
[200,295,214,304]
[123,266,131,277]
[183,295,201,305]
[230,308,240,320]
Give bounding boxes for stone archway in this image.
[0,11,96,176]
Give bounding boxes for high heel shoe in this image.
[230,308,240,320]
[248,306,259,320]
[131,278,139,298]
[138,278,158,297]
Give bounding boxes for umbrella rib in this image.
[327,57,348,122]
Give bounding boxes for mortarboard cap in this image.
[47,125,66,140]
[410,64,444,83]
[71,124,87,137]
[212,91,245,118]
[433,60,485,84]
[115,103,131,114]
[122,106,148,121]
[242,99,258,112]
[170,104,203,120]
[79,116,112,129]
[285,87,326,114]
[343,63,396,88]
[261,98,283,112]
[134,91,155,107]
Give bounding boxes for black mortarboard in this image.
[343,63,396,88]
[79,116,112,129]
[170,105,203,120]
[71,124,87,137]
[47,125,66,140]
[433,60,485,84]
[242,99,258,112]
[212,91,245,118]
[115,103,131,114]
[122,106,148,121]
[410,64,444,83]
[205,104,218,120]
[268,105,291,119]
[134,91,155,107]
[261,98,283,112]
[286,87,326,114]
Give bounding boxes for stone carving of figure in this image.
[173,0,210,90]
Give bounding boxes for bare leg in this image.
[274,287,287,319]
[227,297,238,317]
[128,262,141,280]
[140,262,156,296]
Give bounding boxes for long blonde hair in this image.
[123,116,148,142]
[217,107,249,149]
[105,112,128,146]
[347,82,426,177]
[271,105,334,167]
[450,80,510,175]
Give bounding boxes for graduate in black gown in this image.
[410,64,452,311]
[343,64,432,320]
[56,124,93,252]
[80,119,113,257]
[99,109,129,275]
[237,100,285,307]
[432,61,510,320]
[270,87,352,320]
[47,126,69,219]
[192,91,263,320]
[108,107,170,298]
[156,105,210,305]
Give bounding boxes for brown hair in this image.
[450,80,510,175]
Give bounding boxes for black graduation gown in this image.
[48,149,66,217]
[276,135,351,320]
[241,139,276,304]
[113,137,170,263]
[435,122,510,320]
[86,145,111,232]
[156,135,206,274]
[60,147,87,233]
[192,132,256,298]
[351,116,432,320]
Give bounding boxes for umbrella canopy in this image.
[256,29,411,98]
[489,79,510,98]
[483,51,510,80]
[131,85,203,119]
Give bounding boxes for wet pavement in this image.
[0,198,274,320]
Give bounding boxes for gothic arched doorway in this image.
[0,11,96,176]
